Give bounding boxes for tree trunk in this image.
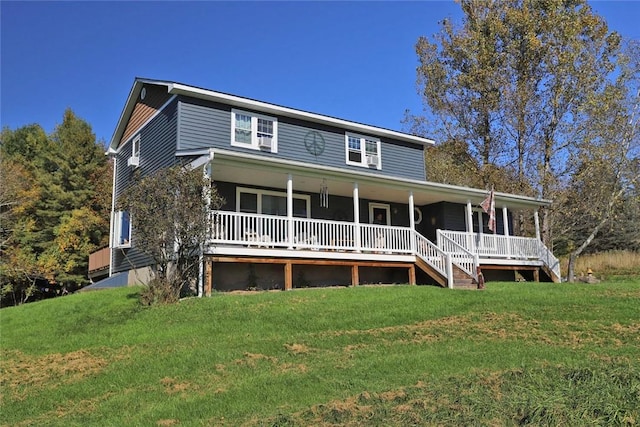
[567,253,576,283]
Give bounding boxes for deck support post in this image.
[284,261,292,290]
[353,183,361,252]
[533,268,540,282]
[287,174,294,249]
[408,191,416,253]
[204,259,213,297]
[351,264,359,286]
[408,265,416,285]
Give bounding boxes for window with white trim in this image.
[132,134,140,158]
[345,132,381,169]
[113,211,131,248]
[236,187,310,218]
[231,109,278,153]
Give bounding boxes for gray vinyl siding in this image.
[113,99,178,274]
[178,98,231,150]
[420,202,511,241]
[177,98,426,181]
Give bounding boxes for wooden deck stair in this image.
[540,264,561,283]
[414,257,477,289]
[414,257,447,287]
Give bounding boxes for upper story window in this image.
[113,210,131,248]
[231,109,278,153]
[345,132,381,169]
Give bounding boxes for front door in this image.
[369,203,391,225]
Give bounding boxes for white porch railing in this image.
[438,230,539,259]
[207,211,560,281]
[437,230,561,279]
[208,211,413,253]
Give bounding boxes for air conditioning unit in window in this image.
[127,156,140,167]
[366,155,379,167]
[258,136,272,149]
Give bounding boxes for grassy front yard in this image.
[2,280,639,425]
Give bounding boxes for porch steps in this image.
[540,265,561,283]
[451,265,477,290]
[413,258,477,289]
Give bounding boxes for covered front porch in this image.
[205,210,560,288]
[189,148,559,292]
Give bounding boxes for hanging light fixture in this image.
[320,178,329,208]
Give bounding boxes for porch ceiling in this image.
[206,149,550,209]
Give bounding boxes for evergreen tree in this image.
[0,110,111,304]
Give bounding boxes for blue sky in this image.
[1,1,638,146]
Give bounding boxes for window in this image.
[132,134,140,158]
[236,187,310,218]
[113,211,131,248]
[127,135,141,168]
[345,133,381,169]
[231,109,278,152]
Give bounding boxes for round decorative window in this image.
[414,207,423,225]
[140,87,147,100]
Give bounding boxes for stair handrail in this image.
[436,230,478,280]
[414,231,448,277]
[538,240,561,280]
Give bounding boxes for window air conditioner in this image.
[258,136,272,149]
[366,155,379,167]
[127,156,140,167]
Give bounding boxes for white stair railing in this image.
[414,232,448,278]
[436,230,478,280]
[538,241,561,279]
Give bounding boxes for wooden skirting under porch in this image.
[203,256,417,296]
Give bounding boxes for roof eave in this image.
[167,82,435,146]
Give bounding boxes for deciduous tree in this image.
[411,0,634,259]
[117,165,223,304]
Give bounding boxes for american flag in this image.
[480,186,496,233]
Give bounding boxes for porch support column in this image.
[466,201,474,252]
[503,206,511,258]
[408,191,416,253]
[534,210,541,241]
[287,174,293,249]
[353,183,361,252]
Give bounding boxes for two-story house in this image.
[92,78,559,294]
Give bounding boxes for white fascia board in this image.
[203,148,551,208]
[167,83,435,147]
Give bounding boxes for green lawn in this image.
[2,281,639,426]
